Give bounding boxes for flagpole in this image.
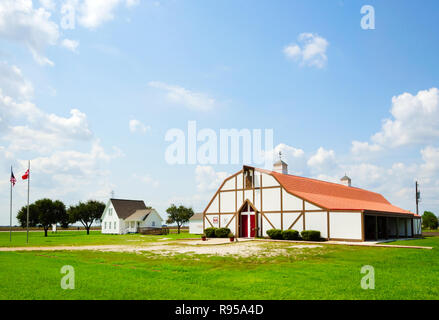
[26,160,30,244]
[10,166,12,242]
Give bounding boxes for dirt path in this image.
[0,240,318,257]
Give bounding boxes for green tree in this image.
[16,203,39,228]
[68,200,106,235]
[422,211,438,230]
[166,204,194,234]
[17,199,66,237]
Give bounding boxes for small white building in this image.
[101,198,163,235]
[189,213,203,234]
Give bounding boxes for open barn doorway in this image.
[365,215,388,240]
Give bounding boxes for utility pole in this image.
[415,181,420,216]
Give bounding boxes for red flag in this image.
[22,169,29,180]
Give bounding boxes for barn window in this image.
[109,208,113,216]
[244,167,254,189]
[114,222,116,229]
[152,221,155,227]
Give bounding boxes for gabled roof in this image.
[110,199,148,219]
[124,209,153,222]
[190,213,203,221]
[256,168,416,216]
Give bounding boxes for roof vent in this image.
[273,151,288,174]
[340,174,352,187]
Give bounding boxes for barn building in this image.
[202,161,421,241]
[101,198,163,235]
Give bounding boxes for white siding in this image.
[189,219,203,234]
[262,188,281,212]
[236,173,243,189]
[205,215,219,228]
[263,213,281,236]
[261,173,279,187]
[305,201,322,211]
[222,177,235,191]
[283,212,303,232]
[220,214,235,234]
[220,191,235,213]
[244,190,253,203]
[282,191,303,211]
[206,194,219,213]
[101,202,121,234]
[304,212,327,238]
[329,212,362,240]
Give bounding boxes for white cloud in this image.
[371,88,439,147]
[148,81,216,111]
[195,165,228,192]
[351,141,382,155]
[61,38,79,52]
[0,0,59,66]
[39,0,56,11]
[77,0,140,29]
[133,173,160,188]
[0,61,34,99]
[284,33,329,68]
[129,119,150,134]
[307,147,337,172]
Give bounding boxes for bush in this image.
[282,230,300,240]
[215,227,231,238]
[266,229,283,240]
[301,230,321,241]
[204,227,217,238]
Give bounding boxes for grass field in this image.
[0,232,438,300]
[0,230,195,247]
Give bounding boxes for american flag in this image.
[10,168,16,187]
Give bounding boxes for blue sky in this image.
[1,0,439,225]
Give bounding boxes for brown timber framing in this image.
[201,166,328,237]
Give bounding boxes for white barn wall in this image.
[283,212,303,232]
[304,212,327,238]
[262,188,281,212]
[221,191,235,213]
[282,192,303,211]
[329,212,362,240]
[206,195,219,213]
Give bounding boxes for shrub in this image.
[204,227,217,238]
[215,227,231,238]
[228,232,235,238]
[282,230,300,240]
[266,229,283,240]
[301,230,321,241]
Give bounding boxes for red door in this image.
[250,215,256,237]
[241,215,248,237]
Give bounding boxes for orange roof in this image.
[257,168,416,216]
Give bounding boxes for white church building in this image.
[101,198,163,235]
[202,160,422,241]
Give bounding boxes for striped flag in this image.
[10,168,16,186]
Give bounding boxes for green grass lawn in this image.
[0,230,197,247]
[0,235,438,299]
